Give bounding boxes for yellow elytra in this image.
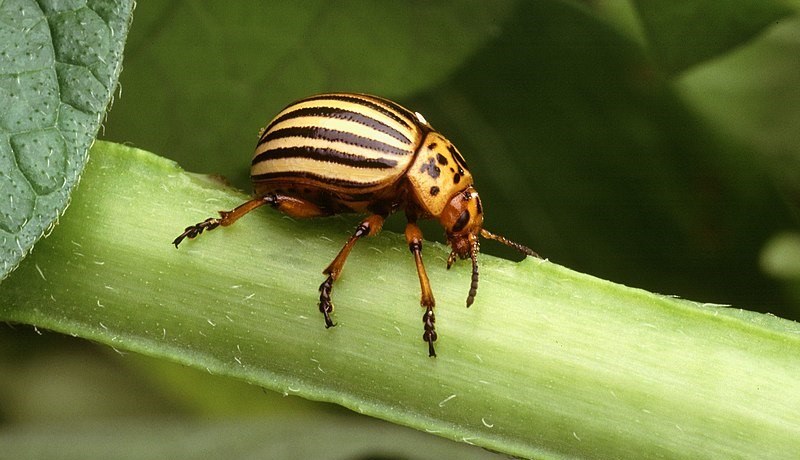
[174,93,539,357]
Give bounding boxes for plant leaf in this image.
[1,141,799,458]
[0,0,133,280]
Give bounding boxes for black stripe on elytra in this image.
[260,106,412,146]
[252,146,398,169]
[252,171,382,189]
[261,126,408,156]
[303,94,416,131]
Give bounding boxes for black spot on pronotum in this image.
[453,173,461,184]
[452,210,470,233]
[419,157,440,178]
[436,153,448,165]
[430,186,440,196]
[427,142,437,150]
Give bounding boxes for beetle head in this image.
[440,185,540,308]
[441,186,484,258]
[440,186,484,307]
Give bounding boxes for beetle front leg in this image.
[405,221,437,357]
[319,214,385,328]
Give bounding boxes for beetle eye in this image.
[452,210,471,233]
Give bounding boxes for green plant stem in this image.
[2,141,799,459]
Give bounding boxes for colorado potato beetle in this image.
[173,93,539,357]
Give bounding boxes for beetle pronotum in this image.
[174,93,539,357]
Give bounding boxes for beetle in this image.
[173,93,539,357]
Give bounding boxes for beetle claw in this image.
[172,218,221,248]
[422,306,437,357]
[318,274,336,328]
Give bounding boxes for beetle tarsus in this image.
[318,274,336,328]
[173,218,221,248]
[423,306,437,357]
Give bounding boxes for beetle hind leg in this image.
[318,214,385,328]
[173,193,329,248]
[173,197,270,247]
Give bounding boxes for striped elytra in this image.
[252,94,420,195]
[174,93,539,357]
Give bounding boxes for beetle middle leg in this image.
[405,221,437,357]
[319,214,385,328]
[173,194,328,247]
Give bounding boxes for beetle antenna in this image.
[480,229,540,258]
[466,244,479,308]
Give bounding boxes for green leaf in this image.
[0,0,133,280]
[2,141,799,458]
[632,0,793,73]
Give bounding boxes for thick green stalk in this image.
[1,142,799,459]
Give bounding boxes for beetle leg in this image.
[173,194,328,247]
[405,222,437,357]
[173,197,268,247]
[319,214,385,328]
[269,195,330,219]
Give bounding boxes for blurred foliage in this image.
[4,0,800,457]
